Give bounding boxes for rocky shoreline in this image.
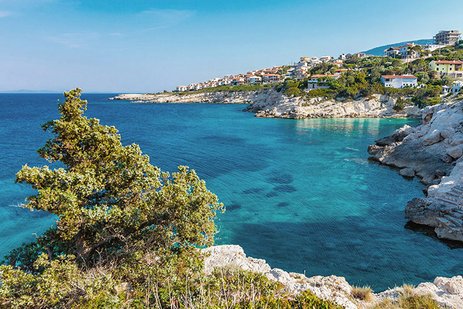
[369,100,463,242]
[204,245,463,309]
[111,90,422,119]
[113,91,463,307]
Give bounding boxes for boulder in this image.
[447,146,463,160]
[423,130,443,146]
[399,167,415,178]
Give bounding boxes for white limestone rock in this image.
[369,100,463,242]
[203,245,463,309]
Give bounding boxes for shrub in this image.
[351,286,374,302]
[393,98,406,112]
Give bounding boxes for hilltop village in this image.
[172,30,463,100]
[113,29,463,120]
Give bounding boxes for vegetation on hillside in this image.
[177,83,275,95]
[0,89,342,308]
[277,49,460,107]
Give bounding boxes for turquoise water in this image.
[0,94,462,291]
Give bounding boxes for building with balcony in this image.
[434,30,461,45]
[429,60,463,79]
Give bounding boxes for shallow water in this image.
[0,93,461,291]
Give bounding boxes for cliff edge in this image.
[369,100,463,242]
[204,245,463,309]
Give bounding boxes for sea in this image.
[0,93,461,291]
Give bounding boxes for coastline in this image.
[113,90,463,242]
[111,90,422,119]
[205,245,463,309]
[110,92,463,307]
[369,99,463,242]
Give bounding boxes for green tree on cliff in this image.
[11,88,221,268]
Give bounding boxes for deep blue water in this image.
[0,93,462,291]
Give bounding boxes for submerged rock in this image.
[204,245,463,309]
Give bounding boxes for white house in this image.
[384,43,420,59]
[262,74,281,83]
[381,75,418,88]
[247,76,262,84]
[176,85,188,92]
[452,81,463,94]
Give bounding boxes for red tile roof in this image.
[310,74,337,78]
[381,75,417,79]
[435,60,463,65]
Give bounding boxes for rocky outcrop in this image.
[111,91,263,104]
[204,245,463,309]
[369,100,463,242]
[247,93,421,119]
[111,91,421,119]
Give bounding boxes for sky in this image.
[0,0,463,93]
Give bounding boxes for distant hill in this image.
[363,39,434,56]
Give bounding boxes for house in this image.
[262,74,281,83]
[442,85,451,95]
[176,85,188,92]
[232,77,246,85]
[429,60,463,79]
[247,76,262,84]
[384,43,420,60]
[306,74,339,91]
[380,75,418,88]
[434,30,461,46]
[352,52,367,59]
[452,81,463,94]
[385,46,401,58]
[319,56,333,62]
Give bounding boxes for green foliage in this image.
[393,98,407,112]
[280,79,304,97]
[306,88,336,99]
[411,85,442,108]
[178,83,275,95]
[13,89,222,268]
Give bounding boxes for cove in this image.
[0,93,461,291]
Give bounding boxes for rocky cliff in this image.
[112,91,262,104]
[369,100,463,242]
[111,90,421,119]
[204,245,463,309]
[246,92,421,119]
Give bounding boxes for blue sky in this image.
[1,0,462,93]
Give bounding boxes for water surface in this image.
[0,93,461,291]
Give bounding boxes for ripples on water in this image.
[0,94,461,290]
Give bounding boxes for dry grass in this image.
[372,284,440,309]
[351,286,374,302]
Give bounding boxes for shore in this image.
[205,245,463,309]
[112,91,463,307]
[111,90,422,119]
[369,99,463,242]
